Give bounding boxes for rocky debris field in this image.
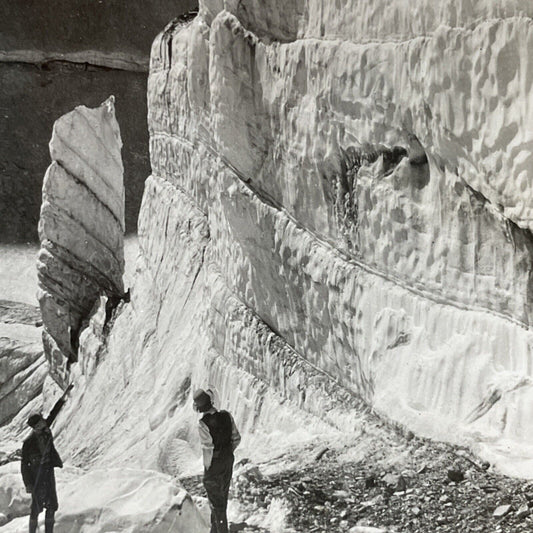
[181,420,533,533]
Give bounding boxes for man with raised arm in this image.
[21,384,73,533]
[194,388,241,533]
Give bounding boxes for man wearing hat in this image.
[194,388,241,533]
[21,384,73,533]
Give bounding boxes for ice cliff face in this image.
[45,0,533,477]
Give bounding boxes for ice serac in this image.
[53,0,533,479]
[37,97,125,386]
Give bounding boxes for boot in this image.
[29,517,38,533]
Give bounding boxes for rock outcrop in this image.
[33,0,533,479]
[37,98,125,385]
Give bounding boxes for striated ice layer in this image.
[199,0,533,42]
[37,98,125,386]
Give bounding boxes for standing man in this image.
[21,384,73,533]
[194,388,241,533]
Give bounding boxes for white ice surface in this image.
[0,464,208,533]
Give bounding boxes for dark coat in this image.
[21,398,65,492]
[201,410,233,456]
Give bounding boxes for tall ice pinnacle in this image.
[37,97,125,385]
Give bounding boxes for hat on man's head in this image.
[27,413,43,428]
[193,389,212,412]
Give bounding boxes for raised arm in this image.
[45,384,73,427]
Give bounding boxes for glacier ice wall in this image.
[51,1,533,476]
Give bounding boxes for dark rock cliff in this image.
[0,0,197,243]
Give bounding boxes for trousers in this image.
[29,466,57,533]
[29,508,54,533]
[203,453,234,533]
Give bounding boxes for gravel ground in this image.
[181,424,533,533]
